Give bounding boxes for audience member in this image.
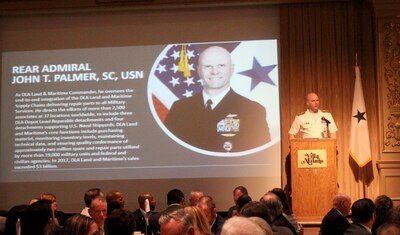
[81,188,104,218]
[105,190,126,215]
[41,192,66,227]
[62,214,99,235]
[0,215,5,235]
[227,186,248,218]
[159,208,195,235]
[320,193,352,235]
[372,195,393,235]
[387,205,400,223]
[247,217,273,235]
[197,195,225,235]
[20,199,54,235]
[29,198,40,205]
[239,201,271,225]
[184,206,212,235]
[9,187,397,235]
[189,190,204,207]
[149,188,185,235]
[105,209,135,235]
[376,222,400,235]
[88,197,107,235]
[236,195,252,216]
[220,216,267,235]
[271,188,303,235]
[261,192,296,235]
[132,192,156,235]
[4,204,28,235]
[344,198,375,235]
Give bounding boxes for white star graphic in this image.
[156,64,167,74]
[170,64,179,73]
[169,77,180,87]
[182,89,193,98]
[184,77,195,87]
[170,50,180,60]
[188,63,195,71]
[186,50,195,59]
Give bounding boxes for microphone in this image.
[321,117,331,124]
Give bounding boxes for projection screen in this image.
[1,39,280,182]
[0,5,281,212]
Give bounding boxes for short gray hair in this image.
[159,208,193,232]
[221,216,266,235]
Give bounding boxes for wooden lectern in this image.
[290,138,337,223]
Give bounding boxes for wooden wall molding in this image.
[381,18,400,152]
[375,0,400,156]
[374,0,400,204]
[381,173,400,202]
[376,160,400,170]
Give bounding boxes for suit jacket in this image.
[211,214,225,235]
[319,208,350,235]
[132,208,150,235]
[226,205,237,218]
[148,204,181,235]
[343,223,371,235]
[164,89,270,152]
[271,214,297,235]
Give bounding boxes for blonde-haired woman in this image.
[184,206,212,235]
[62,214,99,235]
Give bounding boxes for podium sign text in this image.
[297,149,327,168]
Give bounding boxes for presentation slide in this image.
[1,40,281,183]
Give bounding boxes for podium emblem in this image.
[297,149,327,168]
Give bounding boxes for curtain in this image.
[279,0,379,202]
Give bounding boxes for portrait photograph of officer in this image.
[163,45,271,152]
[148,40,279,155]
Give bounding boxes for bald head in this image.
[260,192,282,220]
[332,193,352,216]
[197,46,234,97]
[306,92,319,113]
[198,46,232,64]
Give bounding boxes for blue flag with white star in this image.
[349,65,371,167]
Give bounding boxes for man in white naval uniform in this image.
[289,92,338,139]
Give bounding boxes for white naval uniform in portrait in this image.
[289,109,338,138]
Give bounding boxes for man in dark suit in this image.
[197,195,225,235]
[344,198,375,235]
[261,192,297,235]
[320,193,352,235]
[148,188,185,235]
[132,192,156,235]
[88,197,108,235]
[164,46,270,152]
[226,186,249,218]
